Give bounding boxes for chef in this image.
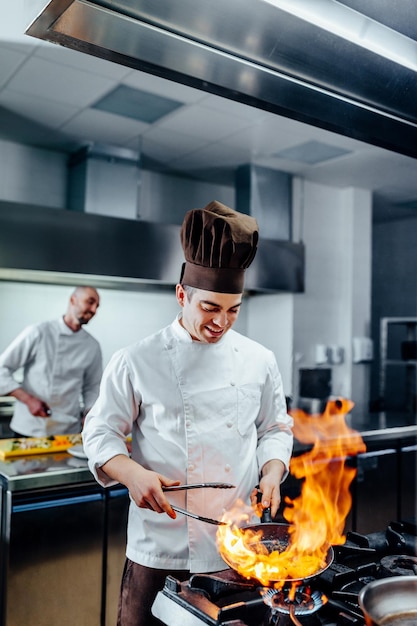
[0,286,102,437]
[82,201,293,626]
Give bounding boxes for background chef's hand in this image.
[9,388,51,417]
[28,397,51,417]
[101,455,180,519]
[250,459,286,519]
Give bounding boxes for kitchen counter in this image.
[0,411,416,491]
[291,410,417,454]
[0,450,92,492]
[0,450,128,626]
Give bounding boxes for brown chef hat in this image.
[180,200,259,294]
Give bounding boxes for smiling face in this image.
[65,287,100,331]
[176,284,242,343]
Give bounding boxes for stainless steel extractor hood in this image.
[26,0,417,160]
[0,200,185,290]
[0,199,304,293]
[0,138,304,293]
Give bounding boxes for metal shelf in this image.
[379,318,417,415]
[384,360,417,366]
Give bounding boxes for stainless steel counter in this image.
[0,451,92,492]
[0,450,128,626]
[0,416,416,491]
[292,413,417,454]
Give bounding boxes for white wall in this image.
[247,294,294,396]
[0,282,179,368]
[0,281,251,371]
[292,179,372,415]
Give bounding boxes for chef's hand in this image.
[9,388,51,417]
[101,455,179,519]
[250,459,286,519]
[28,397,51,417]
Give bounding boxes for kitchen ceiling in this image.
[1,1,417,222]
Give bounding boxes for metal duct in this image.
[236,165,292,240]
[67,144,141,217]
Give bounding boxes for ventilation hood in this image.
[0,137,304,293]
[0,199,304,293]
[26,0,417,160]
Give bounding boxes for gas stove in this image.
[152,520,417,626]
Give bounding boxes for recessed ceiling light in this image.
[92,85,183,123]
[273,140,351,164]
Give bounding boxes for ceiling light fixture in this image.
[274,140,351,164]
[261,0,417,72]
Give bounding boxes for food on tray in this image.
[0,433,83,459]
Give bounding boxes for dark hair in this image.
[182,285,197,301]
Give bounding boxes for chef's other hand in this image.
[251,459,286,519]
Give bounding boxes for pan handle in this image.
[256,487,273,523]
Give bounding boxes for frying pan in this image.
[358,576,417,626]
[220,497,334,584]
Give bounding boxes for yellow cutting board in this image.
[0,433,83,459]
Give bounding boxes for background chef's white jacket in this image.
[83,316,293,573]
[0,318,102,436]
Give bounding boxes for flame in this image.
[216,398,366,586]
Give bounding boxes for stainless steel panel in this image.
[67,144,141,217]
[0,201,305,293]
[246,237,304,293]
[400,444,417,521]
[26,0,417,160]
[355,449,398,534]
[236,165,291,241]
[0,201,184,287]
[105,488,129,626]
[5,490,104,626]
[0,453,93,492]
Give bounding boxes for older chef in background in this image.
[0,286,102,437]
[83,202,293,626]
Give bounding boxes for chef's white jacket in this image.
[0,318,102,436]
[83,316,293,573]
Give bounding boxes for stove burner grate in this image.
[380,554,417,577]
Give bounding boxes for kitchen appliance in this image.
[297,368,332,415]
[152,519,417,625]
